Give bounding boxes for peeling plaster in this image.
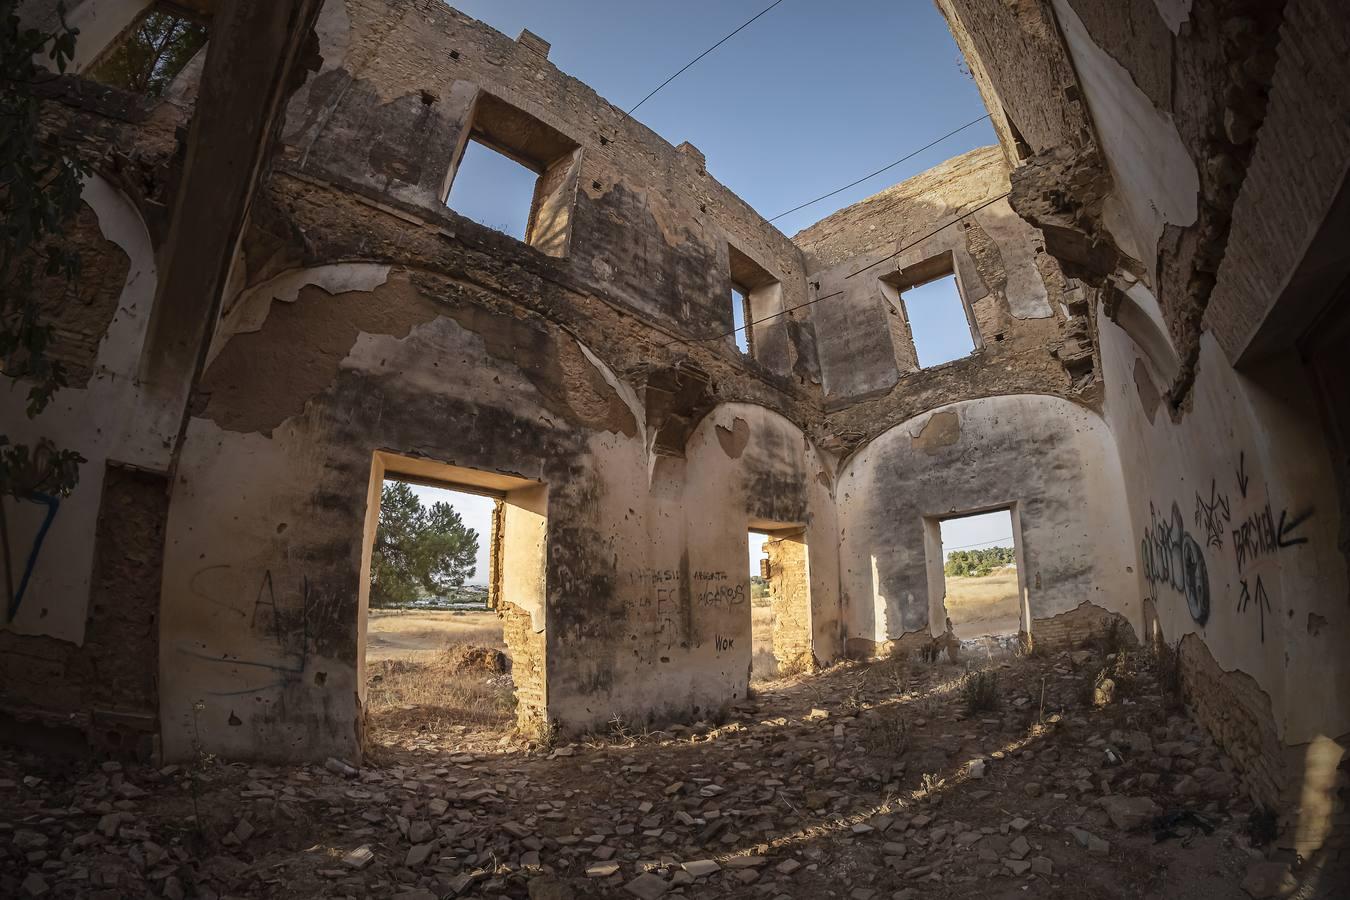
[209,263,392,366]
[1150,0,1192,34]
[1052,0,1198,278]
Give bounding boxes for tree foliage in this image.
[2,1,87,619]
[86,7,206,97]
[370,482,480,608]
[944,545,1015,578]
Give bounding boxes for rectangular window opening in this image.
[731,282,753,355]
[747,522,812,682]
[884,255,979,369]
[443,93,580,257]
[727,245,779,360]
[360,454,549,749]
[86,2,208,96]
[446,139,540,242]
[903,273,976,368]
[936,508,1022,651]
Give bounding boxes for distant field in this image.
[366,609,504,662]
[944,571,1021,638]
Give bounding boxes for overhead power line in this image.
[767,113,993,223]
[614,0,789,131]
[662,190,1011,348]
[944,536,1014,551]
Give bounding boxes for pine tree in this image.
[370,482,479,607]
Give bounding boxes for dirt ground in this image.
[5,632,1336,899]
[364,609,514,754]
[366,609,506,662]
[944,572,1020,639]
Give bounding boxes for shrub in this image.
[861,706,909,757]
[960,670,1000,715]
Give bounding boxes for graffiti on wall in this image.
[1236,575,1272,642]
[179,565,323,695]
[2,492,61,623]
[1141,501,1210,626]
[1194,479,1231,549]
[1144,450,1316,644]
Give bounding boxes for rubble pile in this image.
[2,646,1276,898]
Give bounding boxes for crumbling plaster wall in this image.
[836,394,1136,655]
[1,176,174,645]
[1099,302,1350,843]
[272,0,813,386]
[937,0,1350,848]
[792,146,1094,449]
[547,403,839,729]
[160,252,846,759]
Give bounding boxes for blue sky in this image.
[939,509,1014,562]
[432,2,1004,578]
[904,273,976,367]
[443,0,995,236]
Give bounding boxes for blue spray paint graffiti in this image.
[5,492,60,622]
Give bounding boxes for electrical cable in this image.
[660,190,1011,348]
[766,113,992,223]
[607,0,790,138]
[943,536,1014,551]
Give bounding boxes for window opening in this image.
[442,93,581,257]
[937,509,1020,651]
[731,282,753,354]
[445,139,540,242]
[903,272,977,368]
[727,244,779,360]
[86,3,207,96]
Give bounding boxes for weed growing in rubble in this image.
[530,718,559,752]
[861,705,910,757]
[776,650,816,678]
[959,669,1000,715]
[1016,633,1046,659]
[1246,805,1279,847]
[1153,638,1185,709]
[840,670,870,714]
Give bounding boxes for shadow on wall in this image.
[836,393,1137,656]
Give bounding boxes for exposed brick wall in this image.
[500,600,544,732]
[0,464,167,758]
[1030,600,1134,651]
[32,201,130,386]
[765,534,812,669]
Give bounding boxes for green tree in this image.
[86,7,206,97]
[2,1,87,621]
[944,545,1015,578]
[370,482,479,607]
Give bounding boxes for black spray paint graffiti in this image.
[1231,502,1311,572]
[1237,575,1272,643]
[1141,501,1210,626]
[1194,479,1231,549]
[180,568,318,696]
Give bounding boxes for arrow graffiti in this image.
[1237,575,1272,643]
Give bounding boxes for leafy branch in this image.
[2,1,88,620]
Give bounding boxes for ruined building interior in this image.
[2,0,1348,897]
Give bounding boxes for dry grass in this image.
[366,639,515,734]
[366,608,504,662]
[944,572,1020,638]
[365,610,514,740]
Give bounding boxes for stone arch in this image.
[836,393,1137,656]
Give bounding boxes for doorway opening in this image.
[359,453,547,751]
[929,508,1023,651]
[748,522,814,681]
